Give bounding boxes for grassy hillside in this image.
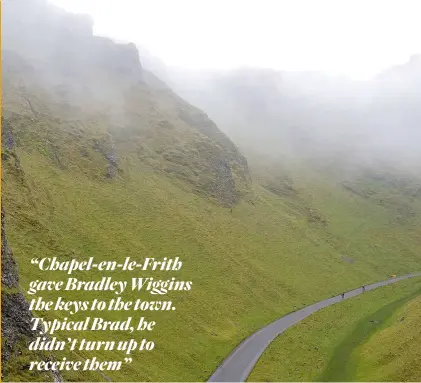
[3,137,421,381]
[248,278,421,382]
[352,292,421,381]
[2,0,421,382]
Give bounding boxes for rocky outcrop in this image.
[1,206,34,365]
[93,137,120,179]
[1,208,19,290]
[2,0,251,208]
[1,117,15,150]
[1,207,62,382]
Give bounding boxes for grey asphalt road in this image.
[208,272,421,382]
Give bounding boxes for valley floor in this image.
[210,273,421,382]
[4,148,421,381]
[248,277,421,382]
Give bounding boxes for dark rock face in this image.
[1,206,35,368]
[1,207,19,289]
[213,159,237,197]
[1,207,34,364]
[93,138,120,179]
[1,117,15,151]
[1,207,62,383]
[1,292,34,364]
[202,155,240,208]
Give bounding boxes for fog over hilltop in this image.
[138,47,421,174]
[42,0,421,177]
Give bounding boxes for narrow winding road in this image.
[209,273,421,382]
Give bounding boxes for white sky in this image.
[49,0,421,79]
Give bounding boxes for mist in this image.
[44,0,421,175]
[2,0,150,134]
[137,48,421,177]
[49,0,421,78]
[5,0,421,180]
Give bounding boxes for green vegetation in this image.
[352,291,421,381]
[249,278,421,382]
[3,138,421,381]
[2,1,421,381]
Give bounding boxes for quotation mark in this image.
[124,358,133,364]
[31,258,39,265]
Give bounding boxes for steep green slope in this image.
[248,278,421,382]
[2,0,251,209]
[1,206,60,383]
[4,129,421,381]
[2,0,421,382]
[4,136,421,382]
[352,292,421,381]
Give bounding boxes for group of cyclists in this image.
[341,285,365,299]
[340,275,397,299]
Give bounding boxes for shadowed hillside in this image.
[2,0,421,382]
[2,0,251,208]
